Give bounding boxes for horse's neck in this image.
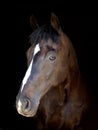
[37,75,88,128]
[67,63,89,107]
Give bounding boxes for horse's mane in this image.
[29,24,59,45]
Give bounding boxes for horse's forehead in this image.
[39,39,60,50]
[28,38,60,58]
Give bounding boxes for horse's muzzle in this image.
[16,96,39,117]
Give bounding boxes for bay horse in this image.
[16,13,89,130]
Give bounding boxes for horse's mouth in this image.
[17,106,38,117]
[21,110,37,117]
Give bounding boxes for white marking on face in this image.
[33,43,40,56]
[21,44,40,92]
[17,99,22,112]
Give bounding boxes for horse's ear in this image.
[30,14,39,30]
[50,13,62,33]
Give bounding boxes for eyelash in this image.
[47,46,55,51]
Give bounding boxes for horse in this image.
[16,13,89,130]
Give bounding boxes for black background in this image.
[1,3,98,130]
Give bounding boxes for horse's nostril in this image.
[23,98,31,112]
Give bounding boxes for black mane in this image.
[29,24,59,45]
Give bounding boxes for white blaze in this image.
[33,43,40,56]
[21,44,40,92]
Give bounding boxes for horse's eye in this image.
[49,55,56,61]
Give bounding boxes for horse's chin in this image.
[23,110,37,117]
[17,107,38,117]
